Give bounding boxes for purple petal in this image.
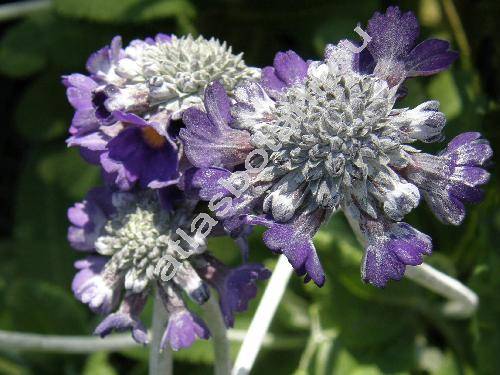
[64,74,97,110]
[112,110,148,127]
[140,144,179,189]
[260,66,287,99]
[180,106,253,168]
[161,311,210,351]
[367,6,419,60]
[100,152,138,191]
[67,187,113,251]
[362,243,406,288]
[204,81,231,128]
[423,188,467,225]
[445,132,481,151]
[444,132,493,167]
[107,127,179,189]
[69,109,99,135]
[72,256,116,314]
[67,129,109,152]
[246,213,326,286]
[452,166,490,186]
[94,293,149,344]
[94,313,133,336]
[405,39,459,77]
[188,167,233,201]
[361,220,432,287]
[86,36,123,75]
[273,50,308,86]
[219,264,270,327]
[448,183,484,204]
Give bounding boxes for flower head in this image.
[64,34,258,190]
[68,188,268,346]
[180,9,491,288]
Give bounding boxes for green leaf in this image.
[54,0,195,24]
[0,356,28,375]
[470,251,500,374]
[15,74,71,142]
[5,280,87,334]
[37,148,100,199]
[427,70,462,120]
[0,15,50,78]
[83,353,118,375]
[13,147,83,286]
[173,339,214,364]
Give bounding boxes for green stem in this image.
[0,328,305,353]
[203,294,231,375]
[441,0,471,70]
[149,290,172,375]
[344,211,478,318]
[0,0,51,22]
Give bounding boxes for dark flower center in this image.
[142,126,167,148]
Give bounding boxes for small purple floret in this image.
[359,6,458,86]
[67,187,114,251]
[361,220,432,287]
[260,50,308,98]
[161,310,210,351]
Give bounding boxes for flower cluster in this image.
[178,7,491,287]
[65,6,492,349]
[65,34,268,350]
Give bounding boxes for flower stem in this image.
[441,0,472,70]
[232,255,293,375]
[344,211,478,318]
[0,0,51,22]
[0,328,304,353]
[149,289,172,375]
[202,294,231,375]
[0,330,137,353]
[405,264,478,318]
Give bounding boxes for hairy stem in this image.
[344,211,478,318]
[149,290,172,375]
[0,328,304,354]
[0,330,137,353]
[0,0,51,22]
[232,255,293,375]
[202,294,231,375]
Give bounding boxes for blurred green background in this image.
[0,0,498,374]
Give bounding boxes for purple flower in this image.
[245,211,326,287]
[357,6,458,86]
[179,26,488,289]
[67,187,114,251]
[71,256,119,314]
[402,132,492,225]
[63,36,125,162]
[180,80,253,168]
[158,284,210,351]
[162,310,210,351]
[64,34,257,190]
[360,219,432,287]
[261,50,308,98]
[63,73,99,135]
[102,111,180,189]
[86,35,124,83]
[196,254,271,327]
[94,292,149,344]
